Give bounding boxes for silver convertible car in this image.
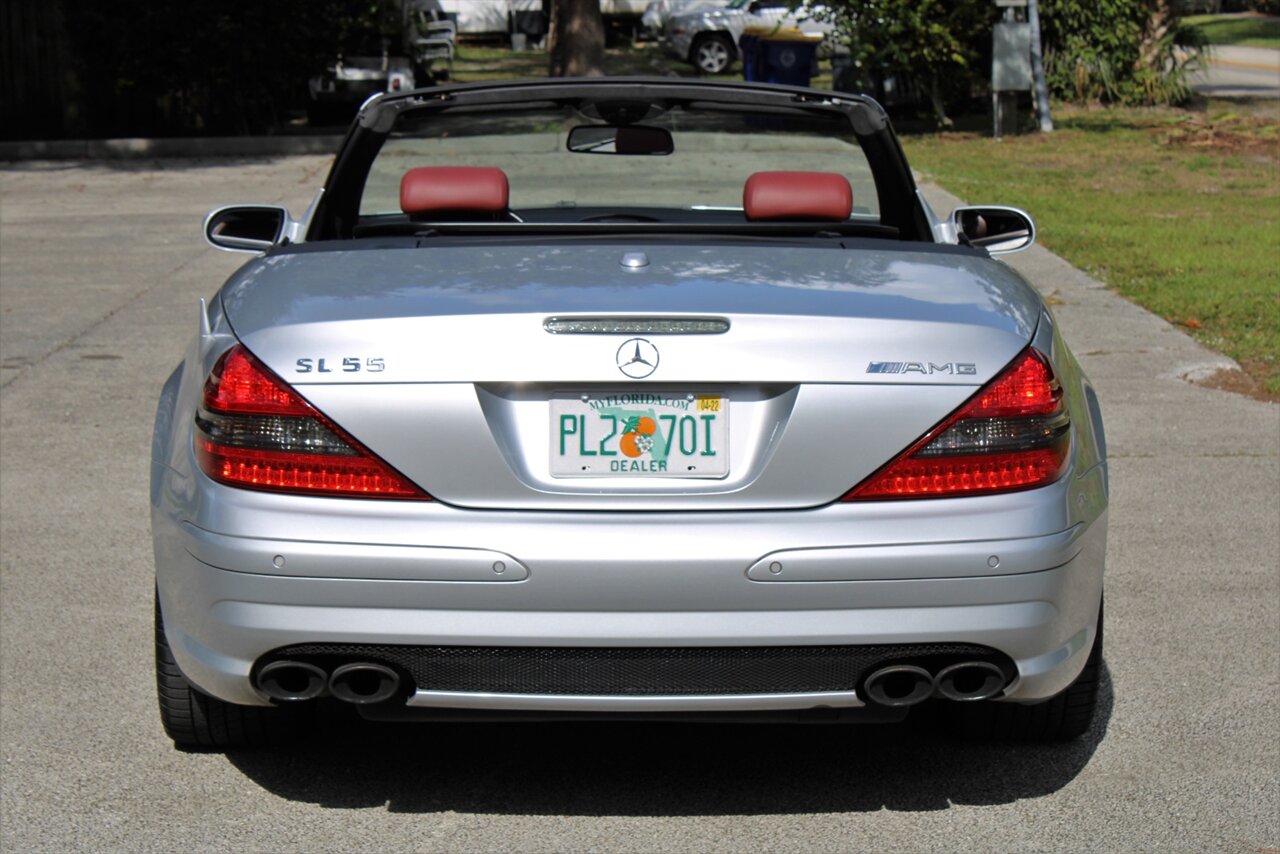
[152,78,1107,748]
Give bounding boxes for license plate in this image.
[550,393,729,478]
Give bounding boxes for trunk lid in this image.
[220,241,1041,509]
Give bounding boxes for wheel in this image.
[691,34,734,75]
[956,599,1104,741]
[155,593,288,749]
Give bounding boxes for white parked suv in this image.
[642,0,723,37]
[660,0,831,74]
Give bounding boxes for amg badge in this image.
[867,361,977,375]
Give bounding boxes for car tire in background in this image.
[955,599,1104,742]
[691,34,735,74]
[155,595,291,749]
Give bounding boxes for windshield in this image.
[359,102,880,222]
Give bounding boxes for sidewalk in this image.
[0,134,344,162]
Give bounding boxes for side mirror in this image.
[204,205,289,253]
[951,205,1035,255]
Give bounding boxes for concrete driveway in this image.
[0,157,1276,851]
[1191,44,1280,98]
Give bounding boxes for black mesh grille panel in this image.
[265,643,1011,696]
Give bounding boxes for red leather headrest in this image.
[743,171,853,222]
[400,166,510,217]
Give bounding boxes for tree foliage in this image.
[817,0,994,78]
[811,0,997,123]
[1038,0,1205,105]
[813,0,1206,116]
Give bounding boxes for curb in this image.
[0,134,345,162]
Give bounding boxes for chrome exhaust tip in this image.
[934,661,1007,702]
[862,664,935,707]
[255,660,328,702]
[328,662,401,705]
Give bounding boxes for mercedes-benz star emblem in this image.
[616,338,659,379]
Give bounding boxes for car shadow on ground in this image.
[222,662,1113,815]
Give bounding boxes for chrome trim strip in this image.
[404,689,867,711]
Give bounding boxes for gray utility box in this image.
[993,21,1032,92]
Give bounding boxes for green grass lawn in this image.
[902,104,1280,397]
[1184,13,1280,48]
[449,45,549,81]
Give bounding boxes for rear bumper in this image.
[155,483,1106,710]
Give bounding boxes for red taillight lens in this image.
[843,348,1070,500]
[964,351,1060,418]
[204,346,311,415]
[194,345,429,499]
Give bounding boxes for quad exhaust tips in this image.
[255,660,328,702]
[327,662,401,705]
[862,660,1010,707]
[255,660,402,704]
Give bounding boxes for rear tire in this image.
[956,600,1104,741]
[155,594,287,749]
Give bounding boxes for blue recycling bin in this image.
[740,34,762,81]
[739,29,822,87]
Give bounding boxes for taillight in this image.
[194,345,429,499]
[843,348,1070,500]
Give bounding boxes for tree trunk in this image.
[1137,0,1175,70]
[548,0,605,77]
[928,76,952,129]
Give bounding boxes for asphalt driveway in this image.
[0,157,1276,852]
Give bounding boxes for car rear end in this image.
[152,247,1105,720]
[152,80,1106,745]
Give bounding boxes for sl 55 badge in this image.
[295,357,385,373]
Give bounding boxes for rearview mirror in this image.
[204,205,289,253]
[951,206,1035,255]
[567,125,674,155]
